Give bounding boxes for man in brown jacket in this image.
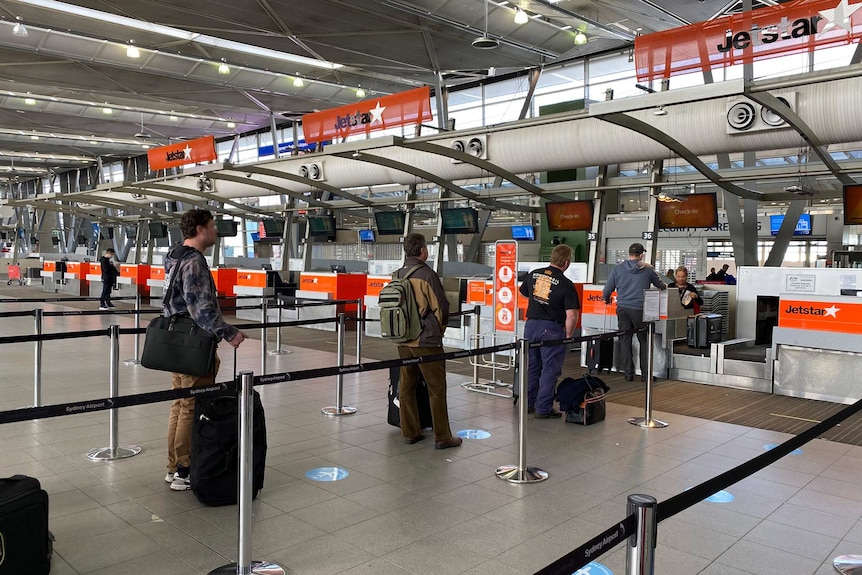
[395,233,461,449]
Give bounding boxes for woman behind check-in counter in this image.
[669,266,703,311]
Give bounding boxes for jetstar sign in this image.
[301,86,433,144]
[778,298,862,334]
[147,136,217,171]
[635,0,862,82]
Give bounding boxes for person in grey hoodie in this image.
[602,243,666,381]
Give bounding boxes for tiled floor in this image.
[1,299,862,574]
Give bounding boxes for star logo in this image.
[369,101,386,125]
[823,305,840,317]
[312,277,318,284]
[183,144,193,160]
[819,0,862,33]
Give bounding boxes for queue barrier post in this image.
[625,494,658,575]
[355,298,362,363]
[86,324,141,461]
[628,323,668,429]
[123,294,142,365]
[321,313,356,417]
[260,300,268,375]
[33,308,43,408]
[495,338,547,483]
[209,371,286,575]
[268,299,290,356]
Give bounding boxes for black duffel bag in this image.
[141,314,216,377]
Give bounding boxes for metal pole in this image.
[472,307,480,385]
[124,293,142,365]
[208,371,285,575]
[625,494,658,575]
[268,298,289,355]
[495,338,548,483]
[260,300,268,375]
[628,324,668,429]
[355,298,363,363]
[86,325,141,460]
[321,313,356,416]
[33,308,43,407]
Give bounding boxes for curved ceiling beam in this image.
[398,140,571,202]
[72,194,177,219]
[126,182,271,215]
[744,90,857,186]
[331,152,539,213]
[236,166,377,208]
[597,113,763,200]
[16,199,125,224]
[207,172,333,210]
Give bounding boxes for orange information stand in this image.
[299,272,367,315]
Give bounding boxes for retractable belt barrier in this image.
[0,296,137,303]
[0,310,38,318]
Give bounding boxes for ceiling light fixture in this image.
[293,76,304,88]
[654,106,667,116]
[226,121,236,128]
[126,40,140,58]
[574,31,588,45]
[514,7,529,25]
[24,97,36,105]
[30,135,39,140]
[11,17,27,38]
[472,0,499,49]
[102,106,113,115]
[355,86,366,98]
[218,59,230,74]
[169,114,178,121]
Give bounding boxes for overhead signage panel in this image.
[635,0,862,82]
[148,136,217,171]
[301,87,433,144]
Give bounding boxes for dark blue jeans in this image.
[617,306,648,377]
[524,319,566,414]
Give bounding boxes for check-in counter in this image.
[363,275,391,338]
[57,261,91,296]
[116,264,150,297]
[146,266,165,299]
[298,272,366,316]
[234,269,273,322]
[211,268,238,298]
[41,261,61,292]
[772,294,862,404]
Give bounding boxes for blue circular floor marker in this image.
[764,443,803,455]
[305,467,349,482]
[456,429,491,440]
[705,490,735,503]
[572,562,613,575]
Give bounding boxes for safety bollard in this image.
[355,298,363,364]
[321,313,357,416]
[208,371,286,575]
[495,338,548,483]
[268,300,290,356]
[625,494,658,575]
[260,300,268,375]
[86,325,142,461]
[628,323,668,429]
[33,308,43,408]
[123,293,142,365]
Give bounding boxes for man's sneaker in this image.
[164,472,175,483]
[99,306,109,311]
[106,303,116,308]
[170,468,191,491]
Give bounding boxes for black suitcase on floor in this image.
[387,366,433,429]
[191,391,267,507]
[0,475,52,575]
[586,335,614,374]
[686,313,722,348]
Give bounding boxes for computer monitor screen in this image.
[308,215,335,237]
[215,219,238,237]
[261,263,273,271]
[358,229,375,242]
[262,219,284,236]
[374,211,405,235]
[440,208,479,234]
[769,214,811,236]
[545,201,593,231]
[511,225,535,240]
[125,227,137,239]
[657,193,718,229]
[331,265,347,273]
[148,222,168,238]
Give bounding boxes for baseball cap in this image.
[629,242,645,255]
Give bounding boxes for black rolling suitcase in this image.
[586,336,614,374]
[387,366,433,428]
[0,475,53,575]
[190,391,267,507]
[686,313,722,348]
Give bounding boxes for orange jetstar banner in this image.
[779,298,862,334]
[494,241,518,332]
[582,287,617,316]
[147,136,217,171]
[301,87,433,144]
[635,0,862,82]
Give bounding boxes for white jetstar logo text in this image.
[331,101,387,130]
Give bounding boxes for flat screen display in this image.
[262,219,284,236]
[545,201,593,231]
[844,184,862,225]
[511,225,535,240]
[657,193,718,229]
[148,222,168,238]
[769,214,811,236]
[441,208,479,234]
[358,229,375,242]
[307,215,335,237]
[215,219,238,237]
[374,211,405,235]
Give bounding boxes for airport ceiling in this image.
[0,0,792,176]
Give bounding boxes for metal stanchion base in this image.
[834,555,862,574]
[460,381,513,399]
[628,417,669,429]
[321,406,357,416]
[268,348,291,355]
[495,465,548,483]
[208,561,286,575]
[123,359,141,365]
[86,445,142,461]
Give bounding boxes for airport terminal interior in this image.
[4,0,862,574]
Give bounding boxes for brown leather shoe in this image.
[434,437,463,450]
[403,435,425,444]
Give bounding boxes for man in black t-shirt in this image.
[519,245,580,418]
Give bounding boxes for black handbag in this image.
[565,375,607,425]
[141,252,217,377]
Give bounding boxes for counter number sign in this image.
[587,232,597,241]
[642,231,653,241]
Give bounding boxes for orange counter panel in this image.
[779,298,862,335]
[150,266,165,281]
[582,287,616,316]
[43,261,56,272]
[300,272,367,315]
[211,268,238,297]
[65,262,90,276]
[119,264,151,295]
[236,270,267,288]
[366,276,391,297]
